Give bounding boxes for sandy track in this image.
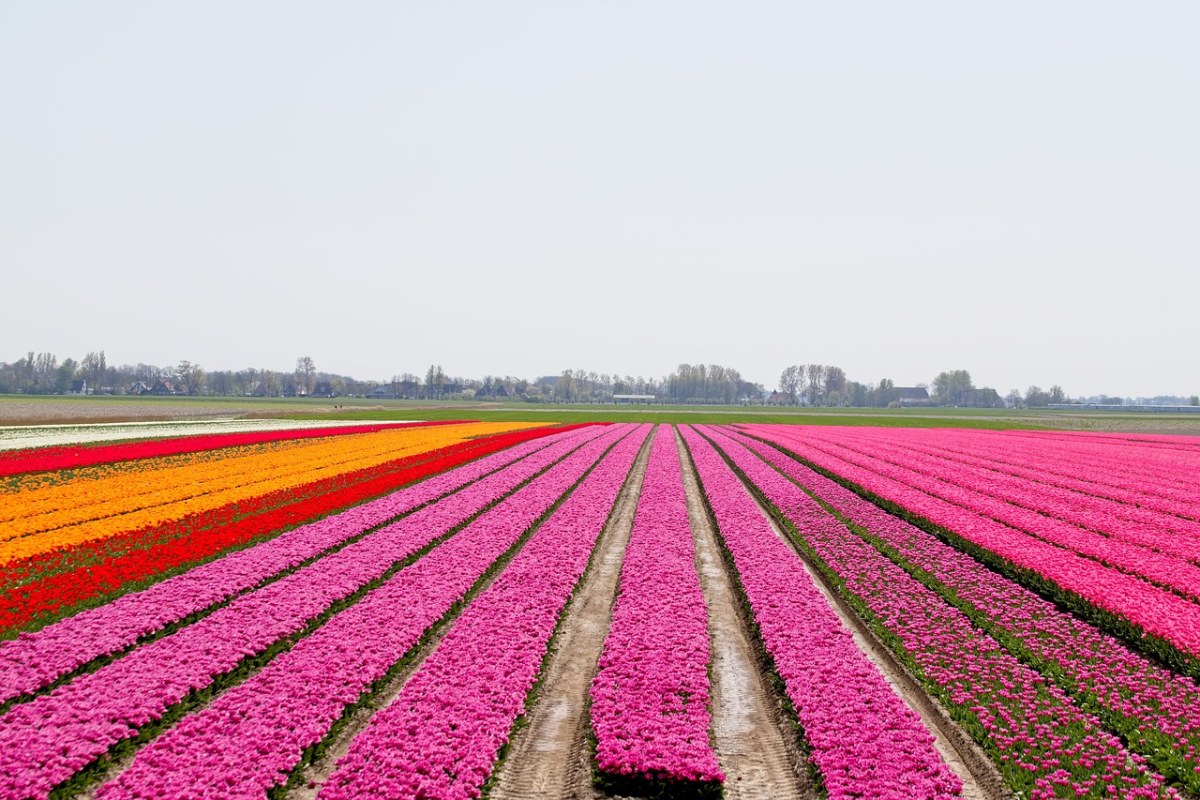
[675,429,813,800]
[488,430,653,800]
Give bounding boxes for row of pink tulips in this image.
[797,426,1200,514]
[315,425,651,800]
[680,427,961,799]
[743,425,1200,659]
[0,426,599,705]
[826,430,1200,560]
[0,425,623,800]
[724,427,1200,793]
[704,426,1178,800]
[831,427,1200,542]
[589,426,723,790]
[970,429,1199,506]
[93,424,637,800]
[769,431,1200,600]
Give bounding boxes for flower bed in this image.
[311,425,650,800]
[724,426,1200,794]
[681,426,959,800]
[742,425,1200,665]
[0,425,602,704]
[703,426,1177,800]
[0,425,624,800]
[92,424,639,800]
[0,420,461,475]
[589,426,723,796]
[0,422,540,564]
[0,425,586,635]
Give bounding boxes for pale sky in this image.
[2,2,1197,397]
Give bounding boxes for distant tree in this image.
[779,366,802,405]
[1048,385,1067,404]
[932,370,974,406]
[846,380,869,407]
[824,366,847,404]
[1025,385,1050,407]
[1005,388,1023,408]
[176,361,205,395]
[208,370,232,396]
[805,364,826,406]
[33,352,58,392]
[556,370,576,402]
[1191,395,1199,407]
[296,356,317,396]
[975,387,1004,408]
[55,358,78,393]
[80,351,107,390]
[876,378,897,407]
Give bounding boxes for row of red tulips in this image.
[0,426,581,635]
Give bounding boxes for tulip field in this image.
[1,419,1199,799]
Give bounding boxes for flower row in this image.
[0,422,538,564]
[589,426,723,790]
[732,427,1200,794]
[92,424,639,800]
[314,424,650,800]
[774,432,1200,600]
[887,427,1200,515]
[680,427,960,799]
[826,430,1200,560]
[3,423,478,527]
[0,425,601,704]
[743,425,1200,660]
[0,420,458,477]
[711,426,1178,799]
[0,425,624,800]
[0,424,585,634]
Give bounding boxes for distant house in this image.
[895,387,931,407]
[313,382,334,398]
[128,381,152,396]
[368,385,394,398]
[68,379,88,395]
[150,379,179,396]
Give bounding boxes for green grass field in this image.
[2,394,1198,434]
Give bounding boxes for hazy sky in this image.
[2,2,1197,397]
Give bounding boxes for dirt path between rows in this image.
[488,429,654,800]
[736,470,1011,800]
[675,429,814,800]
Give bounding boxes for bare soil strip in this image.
[675,429,812,800]
[488,431,654,800]
[735,466,1011,800]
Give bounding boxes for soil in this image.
[674,430,814,800]
[488,430,654,800]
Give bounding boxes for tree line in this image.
[4,350,1189,408]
